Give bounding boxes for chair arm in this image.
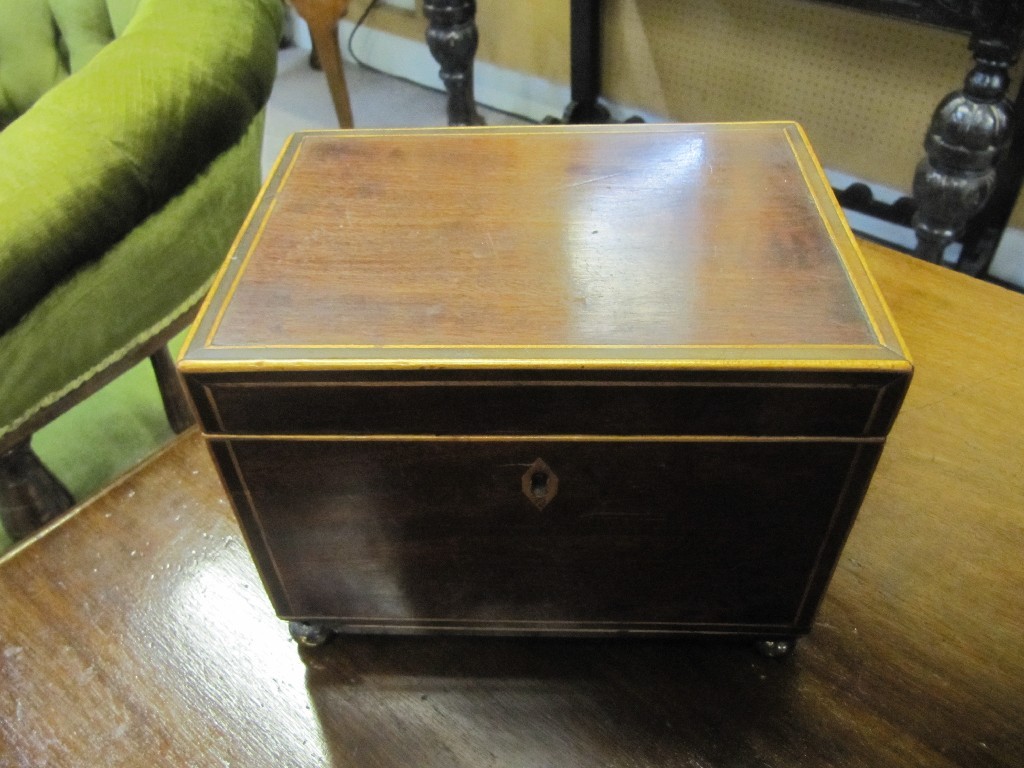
[0,0,283,333]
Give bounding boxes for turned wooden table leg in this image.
[424,0,484,126]
[912,2,1024,264]
[0,439,74,541]
[291,0,355,128]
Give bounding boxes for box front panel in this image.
[214,438,881,635]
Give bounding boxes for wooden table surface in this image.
[1,241,1022,767]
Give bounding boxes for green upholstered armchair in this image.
[0,0,283,541]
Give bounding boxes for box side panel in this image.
[865,369,913,436]
[206,440,294,617]
[793,442,885,631]
[183,376,226,436]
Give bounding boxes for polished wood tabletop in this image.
[1,241,1022,767]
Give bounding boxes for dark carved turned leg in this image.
[150,345,194,434]
[958,80,1024,276]
[0,439,74,541]
[912,2,1024,265]
[424,0,484,126]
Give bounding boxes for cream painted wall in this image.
[352,0,569,83]
[602,1,972,194]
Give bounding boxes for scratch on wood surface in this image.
[562,172,626,190]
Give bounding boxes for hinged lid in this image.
[179,123,910,374]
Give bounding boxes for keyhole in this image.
[522,458,558,510]
[530,471,549,499]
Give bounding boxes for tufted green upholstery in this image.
[0,0,136,123]
[0,0,283,536]
[0,0,283,332]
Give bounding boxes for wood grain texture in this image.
[189,372,904,437]
[1,241,1020,767]
[180,124,907,368]
[215,437,874,631]
[179,123,911,640]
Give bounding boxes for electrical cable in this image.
[346,0,384,72]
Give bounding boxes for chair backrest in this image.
[0,0,145,124]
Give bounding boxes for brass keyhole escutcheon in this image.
[522,458,558,510]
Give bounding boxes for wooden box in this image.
[178,123,912,652]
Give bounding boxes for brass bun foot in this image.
[288,620,332,648]
[755,639,796,659]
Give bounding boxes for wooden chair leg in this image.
[291,0,354,128]
[0,439,74,541]
[150,346,194,434]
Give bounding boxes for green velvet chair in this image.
[0,0,283,541]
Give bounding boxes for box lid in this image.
[179,123,910,374]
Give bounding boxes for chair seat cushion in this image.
[0,0,281,332]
